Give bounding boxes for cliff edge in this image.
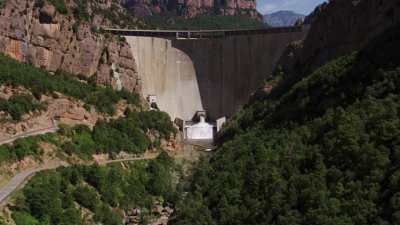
[0,0,140,92]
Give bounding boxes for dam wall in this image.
[125,28,308,121]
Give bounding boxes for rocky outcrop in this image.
[272,0,400,90]
[0,85,102,142]
[123,0,260,18]
[0,0,140,92]
[295,0,400,72]
[123,202,174,225]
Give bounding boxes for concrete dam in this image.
[107,28,308,121]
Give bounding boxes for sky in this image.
[257,0,327,15]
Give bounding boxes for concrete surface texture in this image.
[185,116,214,140]
[126,28,308,121]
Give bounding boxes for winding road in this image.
[0,120,59,145]
[0,153,159,206]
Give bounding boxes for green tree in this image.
[73,185,99,210]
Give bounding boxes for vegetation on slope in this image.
[172,25,400,225]
[0,54,139,115]
[0,133,57,163]
[0,94,45,121]
[143,14,266,30]
[36,0,263,30]
[0,109,176,164]
[0,54,176,165]
[61,110,176,160]
[34,0,68,14]
[10,153,177,225]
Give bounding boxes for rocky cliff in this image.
[270,0,400,94]
[0,0,140,92]
[122,0,260,18]
[288,0,400,73]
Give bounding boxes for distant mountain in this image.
[263,10,305,27]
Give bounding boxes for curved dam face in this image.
[125,29,308,121]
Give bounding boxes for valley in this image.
[0,0,400,225]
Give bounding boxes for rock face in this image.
[297,0,400,71]
[122,0,260,18]
[0,0,140,92]
[274,0,400,83]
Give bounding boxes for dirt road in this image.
[0,123,58,145]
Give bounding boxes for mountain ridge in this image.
[263,10,305,27]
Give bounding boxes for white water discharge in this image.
[186,116,214,140]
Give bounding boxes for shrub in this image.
[62,124,95,158]
[47,0,67,14]
[128,110,177,138]
[73,0,89,22]
[12,211,40,225]
[73,186,99,210]
[0,94,45,121]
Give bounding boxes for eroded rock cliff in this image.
[258,0,400,99]
[286,0,400,73]
[122,0,260,18]
[0,0,140,92]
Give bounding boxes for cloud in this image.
[257,0,327,15]
[258,3,278,13]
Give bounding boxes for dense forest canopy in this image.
[10,153,178,225]
[171,24,400,225]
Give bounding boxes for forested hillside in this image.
[0,53,176,167]
[9,152,178,225]
[172,24,400,225]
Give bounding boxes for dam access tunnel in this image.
[106,27,309,136]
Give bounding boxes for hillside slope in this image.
[275,0,400,106]
[172,23,400,225]
[4,153,178,225]
[292,0,400,73]
[0,53,176,192]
